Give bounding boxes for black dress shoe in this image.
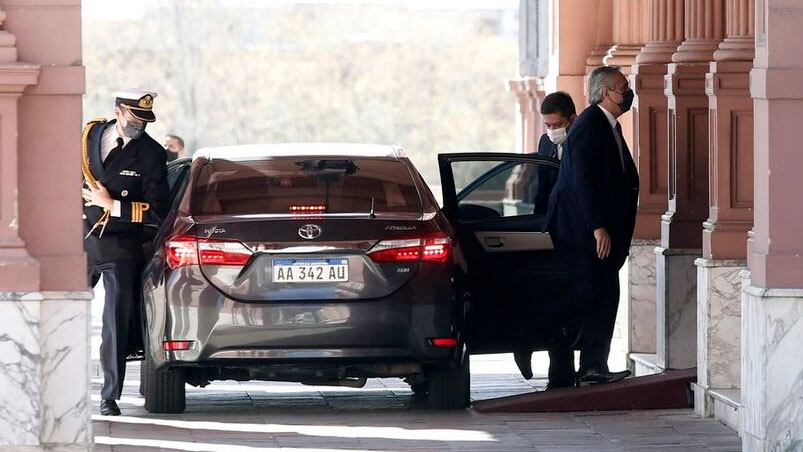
[513,350,533,380]
[100,399,121,416]
[545,380,576,391]
[576,368,631,386]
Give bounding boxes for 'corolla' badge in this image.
[298,224,322,240]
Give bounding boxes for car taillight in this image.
[166,236,198,269]
[429,337,458,347]
[368,233,452,264]
[163,340,193,351]
[165,235,253,269]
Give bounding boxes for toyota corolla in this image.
[141,144,567,413]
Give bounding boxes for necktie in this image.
[614,122,626,172]
[104,137,124,168]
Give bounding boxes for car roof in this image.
[193,143,405,161]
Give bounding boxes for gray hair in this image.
[587,66,622,105]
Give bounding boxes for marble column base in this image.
[656,247,699,370]
[628,240,659,356]
[0,291,92,450]
[741,277,803,452]
[694,258,745,417]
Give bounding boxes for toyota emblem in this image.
[298,224,322,240]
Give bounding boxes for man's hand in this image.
[593,227,611,260]
[83,182,114,211]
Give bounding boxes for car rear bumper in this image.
[144,265,458,373]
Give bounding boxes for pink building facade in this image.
[514,0,802,449]
[0,0,800,449]
[0,0,91,448]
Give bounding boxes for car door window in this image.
[450,159,558,223]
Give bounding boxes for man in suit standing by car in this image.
[82,88,170,415]
[537,91,577,160]
[543,66,639,388]
[514,91,577,380]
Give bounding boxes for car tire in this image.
[143,354,186,414]
[426,353,470,409]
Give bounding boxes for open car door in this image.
[438,152,568,355]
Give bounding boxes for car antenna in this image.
[369,197,376,219]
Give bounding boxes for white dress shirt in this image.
[99,125,132,217]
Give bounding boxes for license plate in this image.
[272,258,349,283]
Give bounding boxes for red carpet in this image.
[473,368,696,413]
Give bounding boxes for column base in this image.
[0,246,40,291]
[656,247,699,370]
[629,352,662,376]
[694,259,745,417]
[628,240,658,356]
[0,291,92,449]
[741,280,803,452]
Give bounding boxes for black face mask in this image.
[617,88,634,113]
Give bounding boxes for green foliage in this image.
[83,0,517,186]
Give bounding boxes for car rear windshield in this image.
[191,157,422,216]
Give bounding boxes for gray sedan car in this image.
[140,144,566,413]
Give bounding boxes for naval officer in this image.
[82,88,169,416]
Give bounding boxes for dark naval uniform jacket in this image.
[83,119,169,264]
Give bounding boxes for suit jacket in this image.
[532,133,560,215]
[537,133,559,159]
[83,120,169,263]
[544,105,639,267]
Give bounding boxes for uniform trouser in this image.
[89,260,141,401]
[547,237,622,385]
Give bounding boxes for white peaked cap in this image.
[113,88,158,100]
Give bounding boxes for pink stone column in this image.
[703,0,754,260]
[0,12,40,291]
[604,0,649,151]
[742,5,803,448]
[627,0,684,371]
[585,0,614,104]
[555,0,601,105]
[0,2,90,448]
[694,0,754,419]
[632,0,684,240]
[509,78,545,153]
[7,0,87,291]
[748,1,803,288]
[655,0,725,372]
[663,0,725,250]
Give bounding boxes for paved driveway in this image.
[90,288,741,451]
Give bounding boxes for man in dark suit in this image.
[82,88,169,415]
[537,91,577,160]
[514,91,577,380]
[543,66,639,388]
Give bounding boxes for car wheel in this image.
[426,353,470,409]
[143,353,186,414]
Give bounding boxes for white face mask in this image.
[547,127,567,145]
